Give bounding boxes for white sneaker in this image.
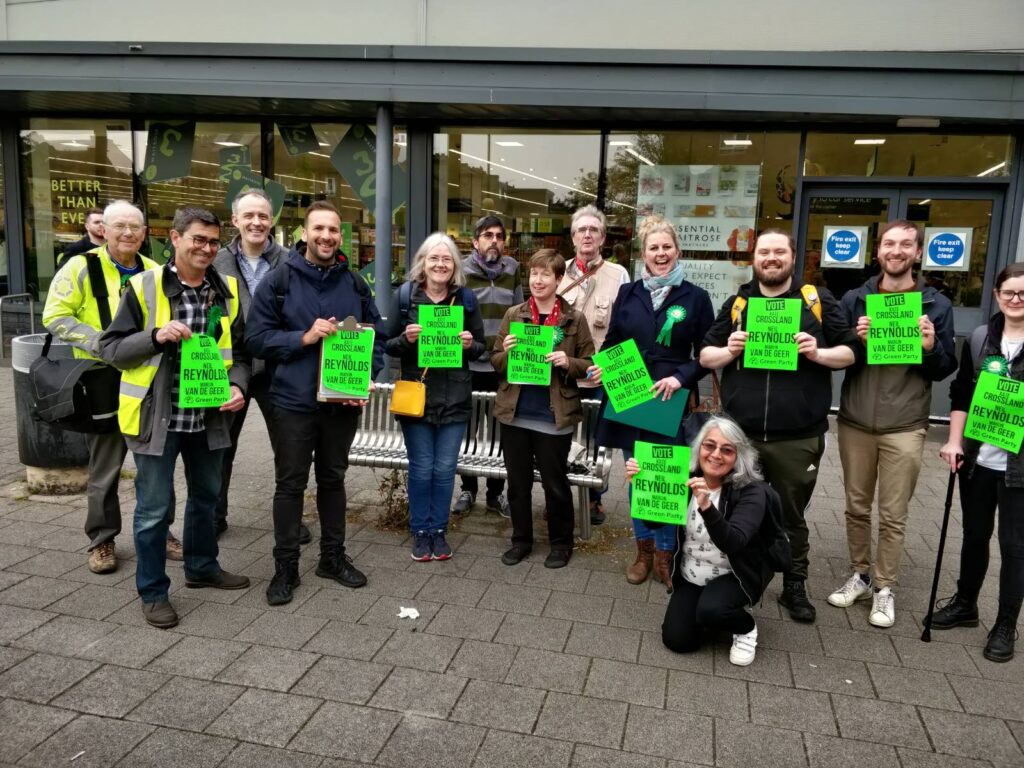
[869,587,896,628]
[827,573,872,608]
[729,625,758,666]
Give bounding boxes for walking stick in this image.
[921,461,960,642]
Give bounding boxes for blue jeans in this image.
[401,419,464,532]
[133,431,225,604]
[624,448,677,551]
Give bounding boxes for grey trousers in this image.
[85,431,128,550]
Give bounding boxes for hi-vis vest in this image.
[118,269,239,437]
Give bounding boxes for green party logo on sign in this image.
[418,304,464,368]
[866,292,922,365]
[178,335,230,408]
[508,322,555,386]
[631,441,691,525]
[141,121,196,184]
[743,297,801,370]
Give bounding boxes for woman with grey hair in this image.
[385,233,485,561]
[625,416,780,666]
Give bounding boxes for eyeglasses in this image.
[997,290,1024,302]
[426,255,454,265]
[574,226,602,235]
[108,223,144,234]
[187,234,222,251]
[477,231,506,242]
[700,440,737,458]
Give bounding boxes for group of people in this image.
[42,195,1021,670]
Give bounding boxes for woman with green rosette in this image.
[591,215,715,590]
[937,263,1024,662]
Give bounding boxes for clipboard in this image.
[317,316,375,402]
[603,387,689,437]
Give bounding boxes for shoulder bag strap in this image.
[85,253,113,330]
[557,260,603,299]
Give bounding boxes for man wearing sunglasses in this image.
[100,206,251,629]
[830,220,956,628]
[43,200,181,575]
[453,215,523,518]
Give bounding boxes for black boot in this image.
[930,592,979,630]
[316,546,367,589]
[778,580,816,623]
[983,599,1021,663]
[266,560,300,606]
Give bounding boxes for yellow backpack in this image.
[730,284,822,326]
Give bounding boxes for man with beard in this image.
[558,205,628,524]
[827,220,956,627]
[246,201,384,605]
[213,189,295,539]
[59,208,106,268]
[701,229,859,623]
[452,215,523,517]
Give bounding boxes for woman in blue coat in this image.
[590,215,714,589]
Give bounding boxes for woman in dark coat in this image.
[626,416,777,666]
[590,215,714,588]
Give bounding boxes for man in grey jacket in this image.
[212,189,291,538]
[829,219,957,628]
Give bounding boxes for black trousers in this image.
[270,404,359,564]
[500,423,574,551]
[956,464,1024,605]
[217,372,273,524]
[461,370,505,499]
[662,574,755,653]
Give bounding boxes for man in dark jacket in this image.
[246,201,385,606]
[701,229,859,623]
[212,188,289,537]
[828,220,956,628]
[58,208,105,268]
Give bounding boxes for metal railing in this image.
[0,293,36,360]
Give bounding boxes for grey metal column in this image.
[1,119,26,294]
[407,127,433,265]
[374,104,394,323]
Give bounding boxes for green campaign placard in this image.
[593,339,654,412]
[508,322,554,386]
[631,441,691,525]
[964,371,1024,452]
[277,122,320,156]
[743,297,801,370]
[320,327,375,397]
[178,334,230,408]
[418,304,464,368]
[141,120,196,184]
[866,292,923,365]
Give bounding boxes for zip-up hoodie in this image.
[838,275,957,434]
[702,280,859,442]
[245,249,385,413]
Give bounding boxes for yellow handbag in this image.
[390,295,456,418]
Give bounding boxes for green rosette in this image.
[206,305,224,337]
[552,327,565,346]
[655,305,687,346]
[983,354,1010,377]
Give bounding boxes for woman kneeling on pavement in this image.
[936,262,1024,662]
[492,249,595,569]
[626,416,775,666]
[386,233,485,562]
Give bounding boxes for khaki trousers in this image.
[837,422,926,590]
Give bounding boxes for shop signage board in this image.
[924,228,972,271]
[141,121,196,184]
[330,123,409,212]
[821,225,868,268]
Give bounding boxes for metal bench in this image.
[349,383,611,539]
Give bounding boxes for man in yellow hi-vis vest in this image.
[99,207,251,630]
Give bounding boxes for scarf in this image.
[641,261,685,312]
[471,249,505,281]
[528,295,562,328]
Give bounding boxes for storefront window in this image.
[804,133,1014,178]
[136,121,261,262]
[19,118,134,298]
[433,129,602,271]
[603,131,800,306]
[0,136,7,296]
[272,122,408,286]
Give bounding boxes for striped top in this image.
[461,254,524,372]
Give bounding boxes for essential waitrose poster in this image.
[636,165,761,253]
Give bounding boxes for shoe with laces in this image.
[88,541,117,574]
[266,560,300,606]
[431,530,452,561]
[185,570,250,590]
[868,587,896,628]
[411,531,432,562]
[165,533,183,562]
[983,616,1018,663]
[827,573,872,608]
[142,600,178,629]
[452,491,475,516]
[501,544,531,566]
[316,550,367,588]
[930,593,979,629]
[486,494,511,518]
[778,580,816,623]
[729,625,758,666]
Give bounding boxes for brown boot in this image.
[626,539,655,584]
[652,549,674,594]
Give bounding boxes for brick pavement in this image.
[0,366,1022,768]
